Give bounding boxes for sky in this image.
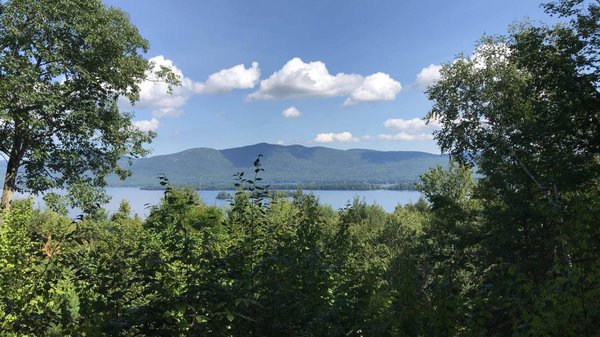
[103,0,552,155]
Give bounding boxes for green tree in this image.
[416,163,481,336]
[426,0,600,334]
[0,0,179,211]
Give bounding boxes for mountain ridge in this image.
[107,143,447,189]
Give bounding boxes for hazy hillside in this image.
[106,143,447,189]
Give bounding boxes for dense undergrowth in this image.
[0,159,598,336]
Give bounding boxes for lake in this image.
[21,187,423,217]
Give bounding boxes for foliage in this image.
[0,0,179,210]
[425,0,600,335]
[0,0,599,336]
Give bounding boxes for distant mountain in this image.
[106,143,448,189]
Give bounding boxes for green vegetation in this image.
[1,151,597,336]
[141,181,418,191]
[216,190,294,200]
[0,0,178,211]
[0,0,599,336]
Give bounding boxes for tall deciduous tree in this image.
[427,1,599,257]
[0,0,178,211]
[426,0,600,333]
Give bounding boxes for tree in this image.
[425,0,600,333]
[426,1,599,259]
[427,0,599,206]
[0,0,178,211]
[416,163,481,335]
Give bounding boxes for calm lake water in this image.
[21,187,423,217]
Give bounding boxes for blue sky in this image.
[105,0,551,155]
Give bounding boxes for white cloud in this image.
[248,58,362,100]
[379,117,440,141]
[132,118,159,132]
[281,106,302,118]
[248,57,401,105]
[123,56,260,118]
[344,72,401,105]
[276,140,284,145]
[126,55,196,118]
[198,62,260,94]
[314,131,359,143]
[378,132,434,141]
[383,118,440,130]
[448,43,512,73]
[415,64,442,90]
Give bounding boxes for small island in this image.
[215,191,234,200]
[214,190,296,200]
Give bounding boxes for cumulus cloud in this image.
[132,118,160,132]
[123,56,260,118]
[198,62,260,94]
[344,72,401,106]
[378,132,434,141]
[248,57,401,105]
[248,58,361,100]
[313,131,359,143]
[383,117,440,130]
[125,55,196,118]
[379,118,440,141]
[415,64,442,90]
[281,106,302,118]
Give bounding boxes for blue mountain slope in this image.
[107,143,448,188]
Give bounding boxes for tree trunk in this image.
[0,155,19,212]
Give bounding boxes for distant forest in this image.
[140,180,417,191]
[106,143,447,190]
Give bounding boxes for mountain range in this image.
[107,143,448,189]
[0,143,448,189]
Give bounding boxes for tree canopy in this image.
[425,0,600,334]
[0,0,178,211]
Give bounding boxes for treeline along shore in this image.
[139,180,417,191]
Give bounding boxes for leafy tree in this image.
[327,199,391,337]
[380,204,428,336]
[0,0,179,211]
[416,163,481,336]
[426,0,600,334]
